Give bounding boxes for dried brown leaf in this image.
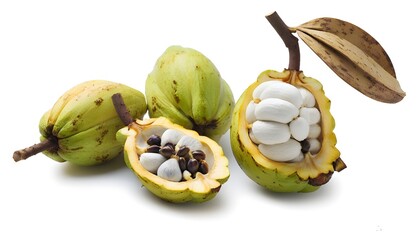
[296,18,405,103]
[298,18,396,77]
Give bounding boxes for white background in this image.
[1,1,418,239]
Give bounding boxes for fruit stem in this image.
[265,11,300,71]
[112,93,134,126]
[13,138,57,162]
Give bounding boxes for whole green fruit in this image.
[146,45,234,140]
[13,80,147,166]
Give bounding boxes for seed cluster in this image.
[141,133,209,182]
[246,80,322,162]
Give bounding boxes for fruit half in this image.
[230,69,345,192]
[118,117,229,202]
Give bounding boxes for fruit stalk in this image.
[265,11,300,71]
[112,93,133,126]
[13,138,57,161]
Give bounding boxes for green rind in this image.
[201,79,235,139]
[54,82,146,138]
[39,80,147,166]
[146,46,234,140]
[57,118,125,166]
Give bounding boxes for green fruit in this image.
[230,70,346,192]
[14,80,147,166]
[118,117,229,203]
[146,45,234,140]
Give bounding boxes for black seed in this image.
[198,160,209,174]
[147,135,161,146]
[300,139,310,154]
[178,157,187,172]
[192,150,206,160]
[159,145,175,158]
[187,159,199,174]
[183,153,191,161]
[164,142,175,149]
[146,145,160,153]
[177,146,190,157]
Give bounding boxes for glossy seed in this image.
[258,139,301,162]
[176,135,202,152]
[289,117,310,141]
[245,101,257,124]
[178,157,187,172]
[146,145,160,153]
[147,134,161,146]
[300,139,310,154]
[187,158,199,174]
[176,146,190,157]
[164,142,175,148]
[308,138,321,154]
[160,129,184,147]
[198,160,209,174]
[299,107,321,125]
[252,120,290,145]
[192,150,206,161]
[159,145,175,158]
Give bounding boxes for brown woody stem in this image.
[265,11,300,71]
[112,93,133,126]
[13,138,57,162]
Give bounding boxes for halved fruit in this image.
[230,69,345,192]
[118,117,229,202]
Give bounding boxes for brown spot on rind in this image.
[192,119,218,136]
[211,185,221,193]
[71,114,82,126]
[172,79,179,103]
[308,172,333,186]
[94,97,104,106]
[45,125,54,136]
[237,135,244,152]
[95,154,110,163]
[95,129,109,145]
[101,129,109,138]
[151,96,160,113]
[174,94,180,104]
[69,146,83,151]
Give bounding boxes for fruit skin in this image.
[230,69,340,192]
[145,45,234,140]
[39,80,147,166]
[117,117,229,203]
